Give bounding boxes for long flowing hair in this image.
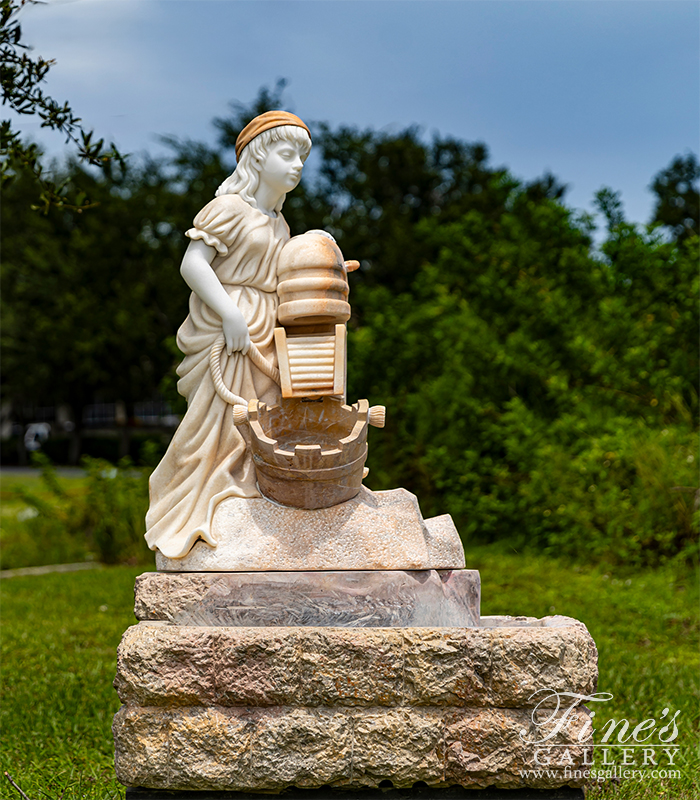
[215,125,311,213]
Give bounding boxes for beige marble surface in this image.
[134,568,480,628]
[155,487,466,572]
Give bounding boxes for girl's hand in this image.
[222,307,251,356]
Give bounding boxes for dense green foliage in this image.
[1,85,697,566]
[0,158,189,461]
[649,153,700,243]
[351,200,698,566]
[1,559,697,799]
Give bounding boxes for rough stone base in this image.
[155,488,466,572]
[114,705,591,792]
[113,618,597,792]
[134,569,481,628]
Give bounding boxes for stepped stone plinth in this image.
[113,602,597,793]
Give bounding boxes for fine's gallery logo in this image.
[517,689,682,784]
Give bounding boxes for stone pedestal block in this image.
[114,704,592,792]
[113,617,598,793]
[134,569,481,628]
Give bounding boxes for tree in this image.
[306,125,519,293]
[165,81,533,293]
[348,189,697,565]
[0,155,188,462]
[650,153,700,242]
[1,0,122,211]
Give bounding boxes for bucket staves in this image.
[233,396,386,509]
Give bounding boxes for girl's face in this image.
[258,139,306,198]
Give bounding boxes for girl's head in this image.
[216,113,312,212]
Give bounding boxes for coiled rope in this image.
[209,333,281,406]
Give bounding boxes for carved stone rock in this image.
[114,617,597,791]
[155,487,466,572]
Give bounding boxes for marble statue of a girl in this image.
[145,111,312,559]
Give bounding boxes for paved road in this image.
[0,562,104,579]
[0,466,85,479]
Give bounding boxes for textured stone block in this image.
[115,706,353,792]
[213,627,301,706]
[114,623,216,707]
[351,708,445,787]
[134,569,480,628]
[112,707,171,789]
[403,628,490,707]
[445,708,535,786]
[486,621,597,706]
[115,619,597,710]
[114,616,597,792]
[444,707,592,789]
[155,488,466,572]
[249,708,353,789]
[423,514,465,571]
[114,705,592,791]
[299,628,404,707]
[167,707,253,790]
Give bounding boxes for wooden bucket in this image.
[234,397,385,509]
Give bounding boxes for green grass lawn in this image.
[0,470,88,507]
[1,551,698,800]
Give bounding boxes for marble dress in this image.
[145,194,289,558]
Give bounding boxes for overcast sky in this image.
[9,0,700,227]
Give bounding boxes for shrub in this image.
[0,454,152,569]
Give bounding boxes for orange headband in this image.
[235,111,311,162]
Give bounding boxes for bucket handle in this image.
[210,333,281,406]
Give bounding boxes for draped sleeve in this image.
[185,195,250,257]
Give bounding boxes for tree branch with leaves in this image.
[0,0,123,211]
